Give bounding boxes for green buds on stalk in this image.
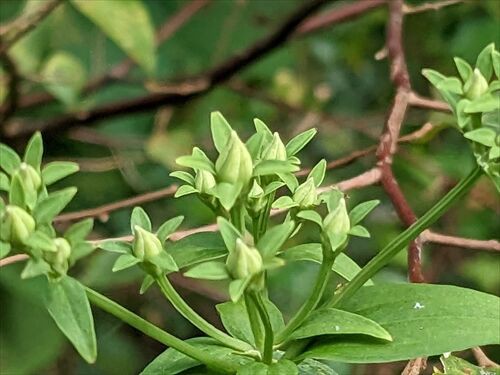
[0,205,36,245]
[293,178,317,208]
[226,239,263,280]
[133,225,163,261]
[464,68,489,100]
[215,131,253,186]
[44,237,72,276]
[16,162,42,192]
[323,196,350,238]
[194,169,216,194]
[262,132,287,161]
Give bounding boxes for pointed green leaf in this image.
[65,218,94,244]
[169,171,194,185]
[34,187,77,224]
[42,162,79,185]
[184,261,229,280]
[263,181,285,195]
[9,173,25,207]
[217,217,241,253]
[0,143,21,175]
[130,206,151,232]
[436,77,463,95]
[215,182,242,211]
[0,172,9,191]
[23,132,43,169]
[112,253,140,272]
[229,277,251,302]
[71,0,156,74]
[454,57,473,83]
[176,148,215,174]
[297,210,323,227]
[45,276,97,363]
[254,118,274,141]
[492,50,500,78]
[151,251,178,272]
[25,230,56,252]
[422,68,447,87]
[0,241,11,259]
[174,184,198,198]
[348,225,370,238]
[475,43,494,81]
[286,128,317,156]
[279,172,299,191]
[308,159,327,187]
[272,195,298,209]
[21,258,51,279]
[290,308,392,341]
[257,221,295,259]
[246,132,264,160]
[269,360,298,375]
[464,128,496,147]
[168,232,227,268]
[98,240,131,254]
[140,275,155,295]
[254,160,300,176]
[211,111,233,153]
[70,242,95,263]
[156,216,184,243]
[348,200,380,226]
[464,94,498,113]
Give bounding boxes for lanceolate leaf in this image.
[254,160,300,176]
[23,132,43,169]
[168,232,227,269]
[290,308,392,341]
[42,162,79,185]
[45,276,97,363]
[286,128,317,156]
[0,143,21,175]
[156,216,184,243]
[34,187,77,224]
[307,159,326,187]
[348,200,380,226]
[297,359,338,375]
[65,218,94,244]
[211,111,233,153]
[301,284,500,363]
[256,221,295,259]
[112,254,140,272]
[184,261,229,280]
[71,0,156,74]
[217,217,241,253]
[130,206,151,232]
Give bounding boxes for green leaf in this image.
[464,128,496,147]
[150,251,178,272]
[176,148,215,174]
[184,261,229,280]
[286,128,317,156]
[217,217,241,253]
[257,221,295,259]
[493,50,500,78]
[348,225,370,238]
[229,277,251,302]
[437,354,494,375]
[130,206,151,232]
[65,218,93,245]
[254,118,274,142]
[238,362,269,375]
[301,284,500,363]
[9,173,25,208]
[25,231,56,252]
[215,182,243,211]
[168,232,227,269]
[45,276,97,363]
[211,111,233,153]
[297,210,323,227]
[0,241,11,258]
[98,240,131,254]
[71,0,156,74]
[269,360,298,375]
[264,181,285,195]
[456,99,472,129]
[308,159,326,187]
[140,337,250,375]
[174,184,198,198]
[422,68,447,87]
[156,216,184,243]
[0,143,21,175]
[34,187,77,224]
[41,52,87,105]
[23,132,43,169]
[0,172,9,191]
[272,195,298,209]
[42,162,79,185]
[297,359,338,375]
[70,242,95,263]
[348,200,380,226]
[279,172,299,191]
[454,57,473,83]
[140,275,155,295]
[280,243,373,285]
[169,171,194,185]
[290,308,392,341]
[21,258,51,279]
[254,160,300,176]
[464,94,498,113]
[436,77,463,95]
[112,254,140,272]
[475,43,494,81]
[246,132,265,160]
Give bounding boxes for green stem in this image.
[275,242,334,344]
[84,287,235,374]
[250,291,274,364]
[244,292,264,353]
[327,166,482,308]
[156,275,252,352]
[258,192,275,239]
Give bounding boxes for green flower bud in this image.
[247,181,265,214]
[133,226,163,261]
[1,205,35,244]
[262,132,287,161]
[293,178,317,208]
[44,237,72,276]
[323,197,350,237]
[226,239,263,279]
[464,68,489,100]
[215,131,253,186]
[195,169,216,194]
[17,162,42,192]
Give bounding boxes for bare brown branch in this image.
[403,0,463,14]
[422,231,500,252]
[471,347,500,368]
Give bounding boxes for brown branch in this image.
[471,347,500,368]
[403,0,463,14]
[422,230,500,252]
[0,0,62,53]
[0,51,20,125]
[401,357,427,375]
[408,91,450,112]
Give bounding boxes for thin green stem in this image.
[156,275,252,352]
[244,292,264,353]
[250,291,274,364]
[84,287,235,374]
[258,192,275,239]
[327,166,482,308]
[275,242,334,344]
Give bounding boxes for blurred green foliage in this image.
[1,0,498,374]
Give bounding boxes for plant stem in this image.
[84,287,235,374]
[156,275,252,352]
[327,166,482,308]
[249,291,274,364]
[244,292,264,353]
[275,242,334,344]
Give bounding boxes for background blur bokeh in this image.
[0,0,499,374]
